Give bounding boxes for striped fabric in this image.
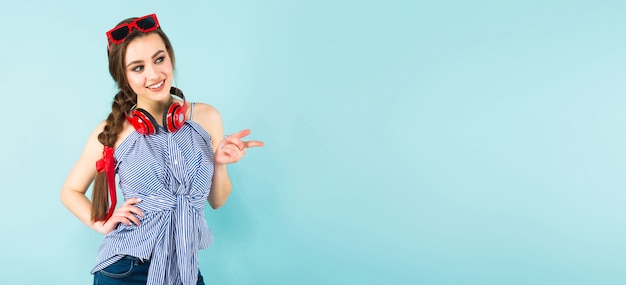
[91,103,215,285]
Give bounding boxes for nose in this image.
[145,63,160,81]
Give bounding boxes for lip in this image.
[146,80,166,92]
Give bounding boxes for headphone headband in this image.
[170,86,184,100]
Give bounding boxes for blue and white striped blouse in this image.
[91,103,214,285]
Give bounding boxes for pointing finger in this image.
[243,140,264,148]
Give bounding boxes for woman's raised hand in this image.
[215,129,264,165]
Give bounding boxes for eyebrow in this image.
[126,50,166,68]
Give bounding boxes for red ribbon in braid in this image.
[95,146,117,222]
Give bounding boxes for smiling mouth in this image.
[147,80,165,89]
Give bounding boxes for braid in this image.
[91,90,136,221]
[90,21,174,220]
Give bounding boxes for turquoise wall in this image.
[1,0,625,284]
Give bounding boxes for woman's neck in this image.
[136,98,173,125]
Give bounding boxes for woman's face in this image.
[124,33,173,106]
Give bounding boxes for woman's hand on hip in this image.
[92,198,144,234]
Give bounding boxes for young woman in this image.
[60,13,263,285]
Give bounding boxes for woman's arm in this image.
[192,103,232,209]
[60,122,107,231]
[60,121,143,234]
[192,103,263,209]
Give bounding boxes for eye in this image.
[155,56,165,64]
[131,65,144,72]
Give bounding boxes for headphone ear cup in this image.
[128,108,158,135]
[163,102,186,132]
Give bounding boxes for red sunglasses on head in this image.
[106,13,160,47]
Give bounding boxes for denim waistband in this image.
[121,255,150,265]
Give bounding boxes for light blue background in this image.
[1,0,625,284]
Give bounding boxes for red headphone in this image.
[125,87,188,135]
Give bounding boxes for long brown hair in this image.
[91,17,176,221]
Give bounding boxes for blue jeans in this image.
[93,256,206,285]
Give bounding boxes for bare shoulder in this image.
[87,121,107,144]
[88,120,134,149]
[191,102,223,126]
[191,102,221,119]
[189,102,224,147]
[79,121,107,163]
